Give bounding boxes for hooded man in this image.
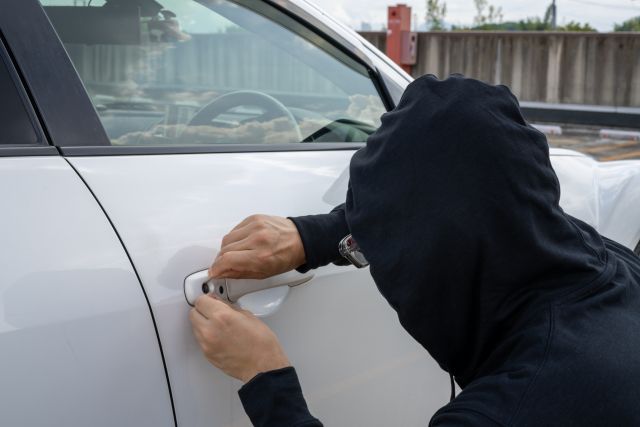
[189,75,640,426]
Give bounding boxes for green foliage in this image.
[473,0,503,27]
[426,0,447,31]
[447,0,597,32]
[453,16,596,32]
[458,17,546,31]
[614,16,640,32]
[561,21,596,32]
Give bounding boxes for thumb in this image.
[207,293,237,309]
[195,293,231,317]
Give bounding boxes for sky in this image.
[311,0,640,32]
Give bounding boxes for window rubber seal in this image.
[60,142,366,157]
[0,146,58,157]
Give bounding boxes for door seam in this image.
[63,156,178,427]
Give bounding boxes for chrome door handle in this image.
[184,270,314,306]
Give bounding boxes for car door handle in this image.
[184,270,314,306]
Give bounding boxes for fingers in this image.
[190,298,232,341]
[189,307,209,343]
[209,251,262,279]
[220,222,262,249]
[218,229,273,258]
[209,214,289,279]
[189,307,209,347]
[189,306,209,324]
[194,294,229,319]
[230,214,266,233]
[210,222,264,278]
[218,236,254,257]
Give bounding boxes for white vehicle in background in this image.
[0,0,638,426]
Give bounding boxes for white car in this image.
[1,0,639,426]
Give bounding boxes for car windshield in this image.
[39,0,386,145]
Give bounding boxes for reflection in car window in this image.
[39,0,386,146]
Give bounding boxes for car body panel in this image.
[594,160,640,248]
[552,154,640,249]
[68,148,640,427]
[68,152,451,426]
[0,156,173,426]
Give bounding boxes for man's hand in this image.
[190,295,290,383]
[209,214,305,279]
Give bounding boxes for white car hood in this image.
[551,151,640,249]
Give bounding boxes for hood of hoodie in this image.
[345,75,609,387]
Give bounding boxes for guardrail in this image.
[520,102,640,129]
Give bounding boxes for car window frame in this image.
[0,0,111,150]
[7,0,395,156]
[0,33,54,157]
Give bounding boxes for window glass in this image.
[0,46,40,145]
[40,0,386,146]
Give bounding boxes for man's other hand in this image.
[209,214,305,279]
[190,295,290,383]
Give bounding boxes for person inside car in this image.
[189,75,640,426]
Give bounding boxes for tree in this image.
[453,0,595,32]
[614,16,640,32]
[561,21,596,32]
[454,16,596,32]
[465,18,547,31]
[473,0,503,27]
[426,0,447,31]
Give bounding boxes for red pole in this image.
[387,4,413,74]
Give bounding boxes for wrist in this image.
[241,361,291,384]
[285,218,306,268]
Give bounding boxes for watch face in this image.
[339,234,369,268]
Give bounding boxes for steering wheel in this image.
[187,90,303,142]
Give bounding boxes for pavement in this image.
[539,124,640,162]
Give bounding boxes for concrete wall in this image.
[359,32,640,107]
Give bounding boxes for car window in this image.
[39,0,386,146]
[0,43,40,146]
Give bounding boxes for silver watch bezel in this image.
[338,234,369,268]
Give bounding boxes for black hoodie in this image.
[239,75,640,426]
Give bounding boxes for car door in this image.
[33,1,452,426]
[0,11,173,426]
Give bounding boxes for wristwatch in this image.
[338,234,369,268]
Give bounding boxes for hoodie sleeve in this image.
[238,367,322,427]
[429,409,503,426]
[289,204,350,273]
